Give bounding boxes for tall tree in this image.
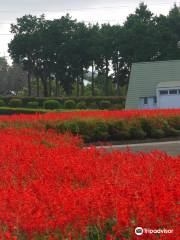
[9,15,46,96]
[121,3,158,63]
[98,24,114,95]
[155,4,180,60]
[0,57,9,95]
[88,24,101,96]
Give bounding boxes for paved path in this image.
[96,141,180,156]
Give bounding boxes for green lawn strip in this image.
[0,107,82,115]
[0,107,50,115]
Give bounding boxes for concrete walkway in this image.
[96,141,180,156]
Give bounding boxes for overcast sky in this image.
[0,0,178,61]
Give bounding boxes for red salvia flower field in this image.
[0,109,180,124]
[0,110,179,239]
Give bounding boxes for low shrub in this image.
[164,127,180,137]
[8,98,23,108]
[151,128,165,139]
[110,104,123,110]
[99,100,111,109]
[64,100,76,109]
[76,101,87,109]
[88,102,98,109]
[129,126,146,139]
[167,116,180,130]
[27,101,39,109]
[91,120,109,141]
[140,118,153,137]
[0,96,126,109]
[108,120,130,140]
[43,100,60,109]
[0,100,5,107]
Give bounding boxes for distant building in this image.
[126,60,180,109]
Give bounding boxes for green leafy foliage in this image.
[0,100,5,107]
[8,98,23,108]
[27,101,39,108]
[99,100,111,109]
[64,100,76,109]
[43,100,60,109]
[76,101,87,109]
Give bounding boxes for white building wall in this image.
[139,97,157,109]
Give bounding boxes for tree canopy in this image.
[8,3,180,97]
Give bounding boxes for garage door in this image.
[159,94,180,109]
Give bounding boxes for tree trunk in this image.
[55,78,58,97]
[117,65,121,96]
[27,71,32,96]
[41,76,48,97]
[49,77,52,97]
[36,77,40,97]
[76,76,80,97]
[91,61,95,96]
[117,78,120,96]
[81,70,84,96]
[105,58,109,96]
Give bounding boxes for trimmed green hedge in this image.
[76,101,87,109]
[0,96,125,109]
[64,100,76,109]
[8,98,23,108]
[43,100,60,109]
[0,100,5,107]
[27,101,39,108]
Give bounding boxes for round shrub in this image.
[64,100,76,109]
[8,98,23,108]
[108,120,130,140]
[88,102,98,109]
[99,100,111,109]
[111,104,123,110]
[129,121,146,139]
[43,100,60,109]
[0,99,6,107]
[151,128,165,139]
[92,120,109,141]
[129,126,146,139]
[76,101,87,109]
[27,101,39,109]
[164,127,180,137]
[167,116,180,130]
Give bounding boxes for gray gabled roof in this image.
[126,60,180,109]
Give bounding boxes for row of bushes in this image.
[45,116,180,142]
[0,96,125,110]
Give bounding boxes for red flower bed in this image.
[0,109,180,125]
[0,128,179,239]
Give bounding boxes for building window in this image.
[169,89,178,95]
[144,97,148,105]
[160,90,168,95]
[153,96,157,104]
